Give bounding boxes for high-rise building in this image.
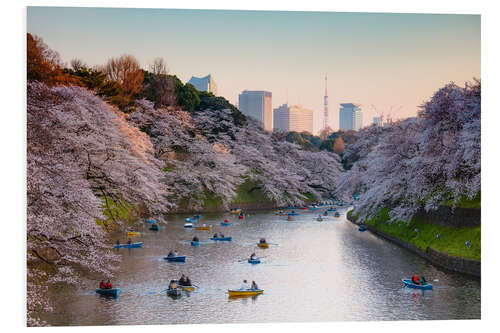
[373,116,382,126]
[273,104,314,134]
[339,103,363,131]
[187,74,218,95]
[238,90,273,131]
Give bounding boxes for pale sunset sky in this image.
[27,7,480,134]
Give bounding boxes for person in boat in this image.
[99,280,106,289]
[105,280,112,289]
[240,279,249,290]
[224,219,229,223]
[259,238,266,244]
[251,281,259,290]
[250,252,257,260]
[220,233,225,238]
[173,250,179,257]
[127,239,132,245]
[167,250,174,257]
[192,236,199,242]
[179,274,187,286]
[213,233,218,238]
[168,280,178,290]
[116,240,120,245]
[411,274,422,285]
[184,276,192,286]
[420,276,427,285]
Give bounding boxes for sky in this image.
[27,7,480,134]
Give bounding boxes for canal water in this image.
[43,207,480,325]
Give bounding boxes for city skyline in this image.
[27,7,480,133]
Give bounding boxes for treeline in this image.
[283,129,357,168]
[27,33,245,124]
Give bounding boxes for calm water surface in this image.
[44,207,480,325]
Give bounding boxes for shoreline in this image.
[346,209,481,278]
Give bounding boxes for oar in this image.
[267,242,279,246]
[158,288,169,295]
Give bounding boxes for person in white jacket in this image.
[240,280,249,290]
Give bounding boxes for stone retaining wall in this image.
[347,212,481,277]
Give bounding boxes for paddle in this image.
[158,288,169,295]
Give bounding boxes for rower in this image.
[250,252,257,260]
[167,250,174,257]
[99,280,106,289]
[259,238,266,244]
[179,274,187,286]
[240,279,249,290]
[213,233,218,238]
[251,281,259,290]
[192,236,199,242]
[127,239,132,245]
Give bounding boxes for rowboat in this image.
[164,256,186,262]
[96,288,120,297]
[230,209,242,214]
[149,224,159,231]
[238,215,244,219]
[193,214,202,219]
[402,279,433,290]
[327,208,337,212]
[316,217,324,222]
[167,288,182,297]
[195,225,211,230]
[114,242,143,249]
[248,259,261,264]
[191,241,200,246]
[358,225,366,232]
[288,212,299,216]
[257,242,269,249]
[227,289,264,297]
[184,223,193,228]
[126,231,141,237]
[220,222,232,226]
[184,218,193,222]
[211,236,232,241]
[146,219,157,224]
[334,212,340,217]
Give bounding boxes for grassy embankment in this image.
[96,196,141,230]
[348,201,481,261]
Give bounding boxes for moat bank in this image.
[347,208,481,277]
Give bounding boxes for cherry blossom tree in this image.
[336,80,481,223]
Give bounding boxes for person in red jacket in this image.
[99,280,106,289]
[411,275,421,285]
[105,280,112,289]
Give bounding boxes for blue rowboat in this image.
[211,237,232,241]
[193,214,201,219]
[191,241,200,246]
[149,224,159,231]
[358,225,366,232]
[288,213,299,216]
[146,219,157,224]
[114,242,142,249]
[184,217,193,222]
[96,288,120,297]
[248,259,261,264]
[402,279,433,290]
[164,256,186,262]
[221,222,232,226]
[327,208,337,212]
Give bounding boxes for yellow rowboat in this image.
[230,209,242,214]
[195,226,211,231]
[126,231,141,237]
[257,243,269,249]
[180,285,195,292]
[228,289,263,297]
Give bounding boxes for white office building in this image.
[273,104,314,134]
[238,90,273,131]
[339,103,363,131]
[187,74,218,95]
